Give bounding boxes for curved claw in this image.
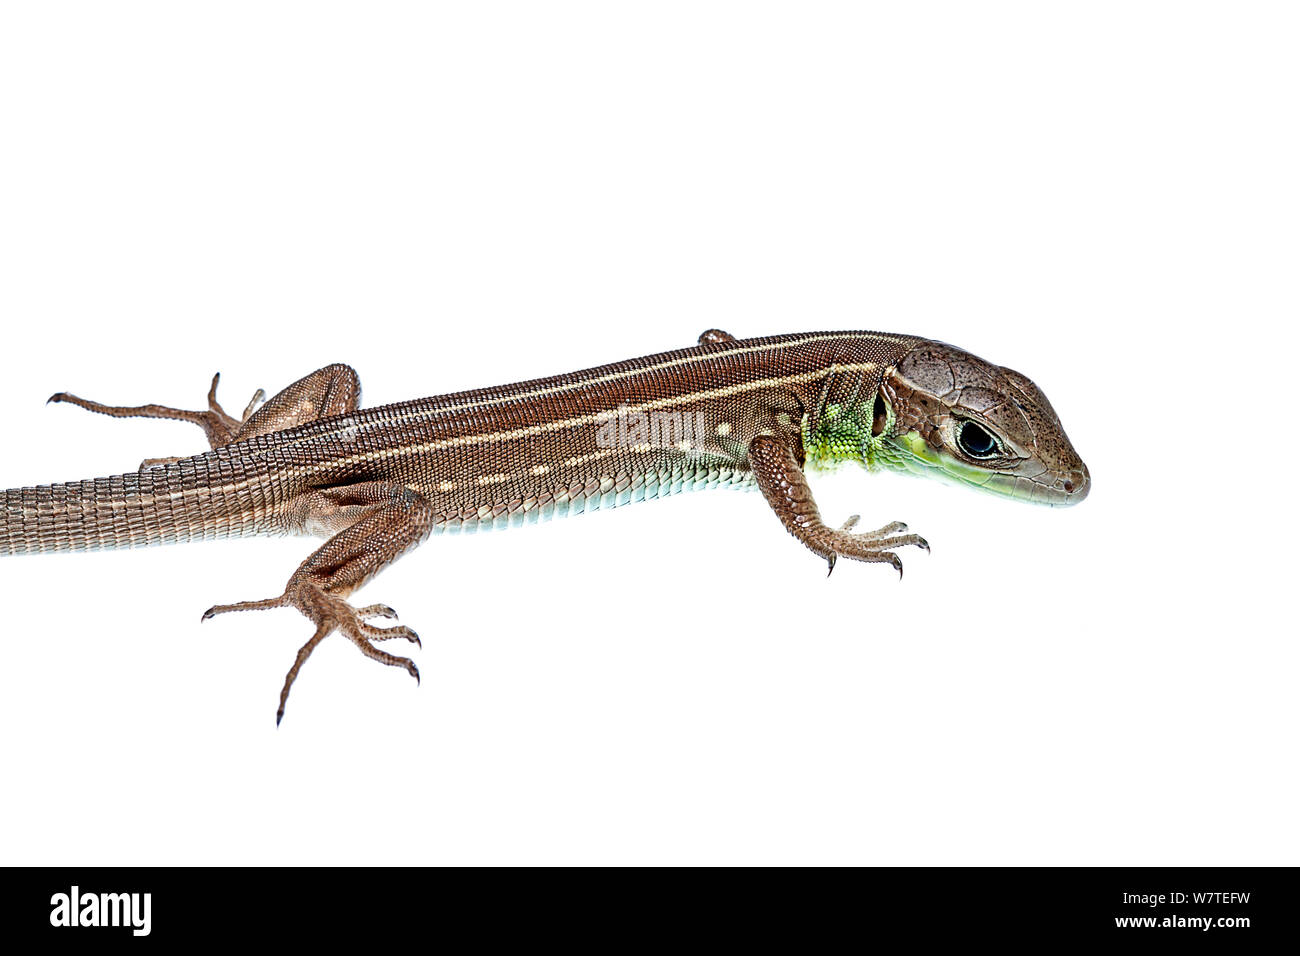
[820,517,927,581]
[201,594,287,620]
[888,553,904,580]
[360,622,421,647]
[205,584,424,725]
[869,521,908,537]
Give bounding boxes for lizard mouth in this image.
[882,432,1090,507]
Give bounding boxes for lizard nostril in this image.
[1062,465,1091,502]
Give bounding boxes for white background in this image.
[0,2,1295,866]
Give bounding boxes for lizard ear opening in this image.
[871,390,889,438]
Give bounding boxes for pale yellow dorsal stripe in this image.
[281,332,906,452]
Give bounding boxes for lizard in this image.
[0,330,1090,723]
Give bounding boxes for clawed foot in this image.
[824,516,930,579]
[49,372,265,449]
[202,586,421,725]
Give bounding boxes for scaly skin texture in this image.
[0,329,1089,722]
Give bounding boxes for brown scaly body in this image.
[0,329,1089,722]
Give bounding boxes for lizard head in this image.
[873,341,1090,506]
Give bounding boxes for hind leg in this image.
[49,372,263,448]
[48,364,361,459]
[200,481,432,725]
[233,363,360,441]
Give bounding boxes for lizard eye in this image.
[957,421,998,458]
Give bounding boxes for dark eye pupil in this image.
[958,422,997,457]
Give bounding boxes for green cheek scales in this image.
[801,401,897,471]
[800,402,1039,504]
[802,404,862,467]
[884,431,1006,493]
[878,432,1080,505]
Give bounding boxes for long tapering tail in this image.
[1,464,264,555]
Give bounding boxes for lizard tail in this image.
[0,465,262,555]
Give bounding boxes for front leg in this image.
[698,328,737,345]
[201,481,432,725]
[747,433,929,577]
